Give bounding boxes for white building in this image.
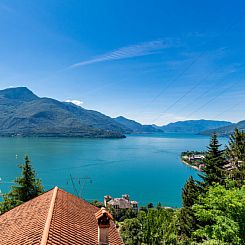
[104,194,138,213]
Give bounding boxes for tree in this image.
[157,202,161,210]
[177,207,196,244]
[199,133,226,187]
[147,202,154,209]
[178,176,201,243]
[0,156,44,213]
[226,128,245,186]
[192,183,245,244]
[120,218,144,245]
[182,176,200,208]
[90,200,104,208]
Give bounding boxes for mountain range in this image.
[201,120,245,136]
[0,87,129,138]
[160,119,232,134]
[0,87,238,137]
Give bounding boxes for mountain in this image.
[160,119,233,134]
[0,87,39,101]
[114,116,163,133]
[0,87,130,138]
[201,120,244,136]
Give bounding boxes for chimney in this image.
[95,207,113,245]
[104,195,112,207]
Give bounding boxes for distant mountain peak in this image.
[0,87,39,101]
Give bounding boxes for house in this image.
[0,187,124,245]
[104,194,138,214]
[188,154,205,161]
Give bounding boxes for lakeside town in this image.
[181,150,239,172]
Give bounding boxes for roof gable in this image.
[0,187,124,245]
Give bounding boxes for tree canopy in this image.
[199,133,226,187]
[0,156,44,214]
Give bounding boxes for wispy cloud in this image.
[65,99,83,107]
[69,39,175,68]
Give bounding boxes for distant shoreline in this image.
[181,159,200,171]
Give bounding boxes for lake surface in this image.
[0,133,228,207]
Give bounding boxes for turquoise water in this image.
[0,133,228,207]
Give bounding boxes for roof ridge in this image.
[40,186,58,245]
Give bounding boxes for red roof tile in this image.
[0,187,124,245]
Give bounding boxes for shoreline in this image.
[181,159,201,171]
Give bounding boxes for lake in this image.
[0,133,228,207]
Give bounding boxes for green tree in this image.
[200,133,226,187]
[0,156,44,213]
[182,176,200,207]
[157,202,161,210]
[179,176,201,242]
[90,200,104,208]
[226,128,245,186]
[120,218,144,245]
[192,183,245,244]
[147,202,154,209]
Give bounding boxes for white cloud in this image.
[69,39,175,68]
[65,99,83,107]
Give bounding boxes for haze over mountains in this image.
[0,87,239,137]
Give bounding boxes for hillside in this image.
[0,87,130,138]
[201,120,245,136]
[114,116,163,133]
[160,119,232,134]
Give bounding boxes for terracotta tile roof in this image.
[0,187,124,245]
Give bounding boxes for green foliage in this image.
[139,206,148,213]
[147,202,154,209]
[192,184,245,244]
[106,205,137,222]
[182,176,200,207]
[120,218,144,245]
[90,200,104,208]
[226,128,245,186]
[121,208,176,245]
[0,156,44,214]
[199,133,226,187]
[177,207,196,242]
[181,151,206,157]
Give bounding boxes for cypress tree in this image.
[199,133,226,187]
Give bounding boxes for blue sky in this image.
[0,0,244,125]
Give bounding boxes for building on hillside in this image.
[0,187,124,245]
[104,194,138,214]
[188,154,205,161]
